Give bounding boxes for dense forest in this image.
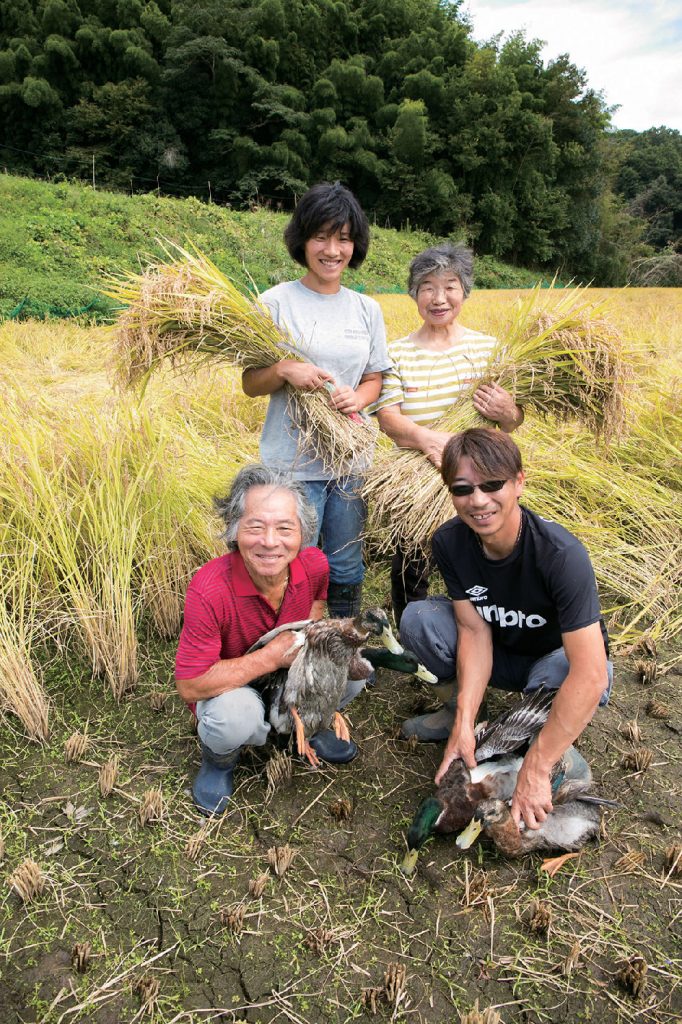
[0,0,680,284]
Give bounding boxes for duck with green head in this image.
[401,687,562,873]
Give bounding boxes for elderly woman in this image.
[373,242,523,628]
[175,464,362,816]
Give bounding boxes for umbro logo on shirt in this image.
[466,585,488,600]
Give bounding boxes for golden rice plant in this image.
[3,398,137,695]
[0,322,258,690]
[131,404,238,637]
[0,528,50,741]
[107,241,376,474]
[478,285,632,438]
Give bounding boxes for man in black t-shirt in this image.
[400,428,612,831]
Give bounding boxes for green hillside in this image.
[0,175,549,318]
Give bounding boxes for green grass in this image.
[0,173,553,318]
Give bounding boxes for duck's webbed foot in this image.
[290,705,320,768]
[333,711,351,743]
[301,739,320,767]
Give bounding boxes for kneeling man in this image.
[175,464,359,816]
[400,428,612,830]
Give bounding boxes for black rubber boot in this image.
[309,729,358,763]
[327,582,363,619]
[192,742,240,817]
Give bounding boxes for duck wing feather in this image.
[246,620,314,652]
[475,686,555,762]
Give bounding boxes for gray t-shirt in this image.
[258,280,390,480]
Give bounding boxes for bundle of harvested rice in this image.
[467,285,631,440]
[107,242,376,474]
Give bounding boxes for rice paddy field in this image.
[0,288,681,1023]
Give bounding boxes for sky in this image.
[462,0,682,132]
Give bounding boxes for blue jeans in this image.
[301,477,365,585]
[400,596,612,705]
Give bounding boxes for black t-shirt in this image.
[432,506,609,657]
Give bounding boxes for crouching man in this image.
[400,428,612,830]
[175,464,359,816]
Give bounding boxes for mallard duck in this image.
[401,688,557,873]
[473,780,617,856]
[359,645,438,683]
[250,607,401,766]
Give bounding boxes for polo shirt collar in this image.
[231,550,305,596]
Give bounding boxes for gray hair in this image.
[214,464,318,551]
[408,242,474,300]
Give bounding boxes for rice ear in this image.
[107,242,375,474]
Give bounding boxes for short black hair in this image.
[284,182,370,269]
[441,428,523,485]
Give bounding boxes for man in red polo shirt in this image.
[176,464,360,816]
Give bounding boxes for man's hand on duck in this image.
[265,631,304,670]
[511,759,554,830]
[434,723,476,785]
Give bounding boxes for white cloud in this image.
[463,0,682,131]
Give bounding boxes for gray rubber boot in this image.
[401,703,456,742]
[327,582,363,619]
[192,742,240,817]
[401,683,457,741]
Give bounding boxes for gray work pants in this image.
[197,677,366,756]
[400,596,612,704]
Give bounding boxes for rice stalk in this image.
[471,284,633,440]
[8,858,45,902]
[71,942,92,973]
[64,730,90,763]
[132,406,235,638]
[107,241,375,474]
[98,754,120,798]
[3,400,135,693]
[266,844,296,877]
[0,524,50,741]
[139,787,166,826]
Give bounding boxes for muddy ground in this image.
[0,634,680,1024]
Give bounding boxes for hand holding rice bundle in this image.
[107,240,377,476]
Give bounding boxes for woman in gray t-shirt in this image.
[241,182,390,618]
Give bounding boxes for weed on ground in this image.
[0,639,680,1023]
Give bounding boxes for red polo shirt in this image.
[175,546,329,683]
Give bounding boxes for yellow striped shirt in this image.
[372,328,497,425]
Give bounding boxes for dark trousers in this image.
[390,545,433,629]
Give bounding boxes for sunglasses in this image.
[448,479,508,497]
